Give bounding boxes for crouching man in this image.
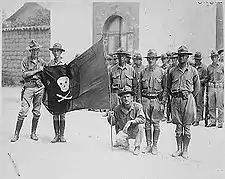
[107,87,146,155]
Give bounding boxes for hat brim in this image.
[144,56,161,59]
[49,48,65,52]
[175,52,193,55]
[114,52,130,56]
[194,57,202,60]
[218,49,224,55]
[118,91,135,97]
[27,46,42,51]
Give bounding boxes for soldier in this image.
[10,40,46,142]
[132,52,145,102]
[160,53,171,122]
[107,87,145,155]
[141,49,166,155]
[109,48,137,112]
[218,49,224,63]
[161,53,170,71]
[48,43,67,143]
[192,52,207,126]
[206,50,224,128]
[168,45,200,159]
[166,53,179,123]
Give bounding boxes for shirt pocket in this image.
[125,74,133,87]
[112,73,120,89]
[215,70,223,81]
[153,77,162,91]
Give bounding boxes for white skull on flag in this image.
[57,76,69,92]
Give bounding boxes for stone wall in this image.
[2,26,51,86]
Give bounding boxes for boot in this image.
[151,129,160,155]
[59,120,66,142]
[30,118,39,141]
[142,129,152,154]
[172,135,183,157]
[51,120,60,143]
[10,120,24,142]
[133,146,140,155]
[182,135,190,159]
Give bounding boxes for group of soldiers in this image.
[106,46,224,157]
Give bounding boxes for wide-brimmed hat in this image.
[144,49,161,59]
[26,39,42,51]
[218,48,224,55]
[161,53,168,59]
[114,48,130,56]
[49,43,65,52]
[132,52,142,60]
[194,51,202,60]
[118,87,135,97]
[210,50,219,57]
[175,45,192,55]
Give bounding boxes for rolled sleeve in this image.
[133,103,146,124]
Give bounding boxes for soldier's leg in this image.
[208,87,216,127]
[59,113,66,142]
[194,86,204,126]
[31,87,44,140]
[182,124,191,159]
[152,121,160,155]
[142,98,152,153]
[167,96,172,123]
[217,88,224,128]
[51,115,60,143]
[172,124,183,157]
[11,88,33,142]
[133,124,145,155]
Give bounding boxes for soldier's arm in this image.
[21,58,40,79]
[192,68,201,97]
[132,68,138,95]
[160,69,167,104]
[167,70,172,96]
[132,103,146,124]
[107,110,117,126]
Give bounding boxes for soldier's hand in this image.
[123,120,133,133]
[108,111,114,117]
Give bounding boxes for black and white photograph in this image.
[0,0,224,179]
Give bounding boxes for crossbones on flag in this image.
[41,38,110,115]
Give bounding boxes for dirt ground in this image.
[0,87,224,179]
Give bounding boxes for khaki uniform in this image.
[108,102,145,146]
[132,64,145,102]
[109,64,137,109]
[18,56,45,121]
[167,64,200,138]
[140,65,166,148]
[206,63,224,125]
[193,63,207,122]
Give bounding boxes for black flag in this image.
[42,38,110,115]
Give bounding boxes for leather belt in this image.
[142,94,158,99]
[208,82,224,88]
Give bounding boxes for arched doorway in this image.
[103,15,134,55]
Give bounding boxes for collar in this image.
[117,64,127,70]
[147,64,157,71]
[120,102,134,114]
[29,56,40,65]
[211,62,220,67]
[54,57,63,65]
[177,63,189,73]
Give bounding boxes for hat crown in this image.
[178,45,189,53]
[194,51,202,59]
[28,39,41,50]
[161,53,168,59]
[52,43,63,49]
[133,52,142,59]
[211,50,218,56]
[147,49,157,57]
[116,47,126,53]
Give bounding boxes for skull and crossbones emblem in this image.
[56,76,72,102]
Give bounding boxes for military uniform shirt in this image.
[206,63,224,83]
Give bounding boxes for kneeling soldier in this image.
[107,87,145,155]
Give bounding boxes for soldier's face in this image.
[211,55,219,63]
[121,94,133,105]
[52,49,62,58]
[30,49,40,59]
[134,58,142,65]
[147,57,157,66]
[161,57,168,65]
[118,55,126,65]
[178,54,189,64]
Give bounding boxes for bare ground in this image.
[0,87,224,179]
